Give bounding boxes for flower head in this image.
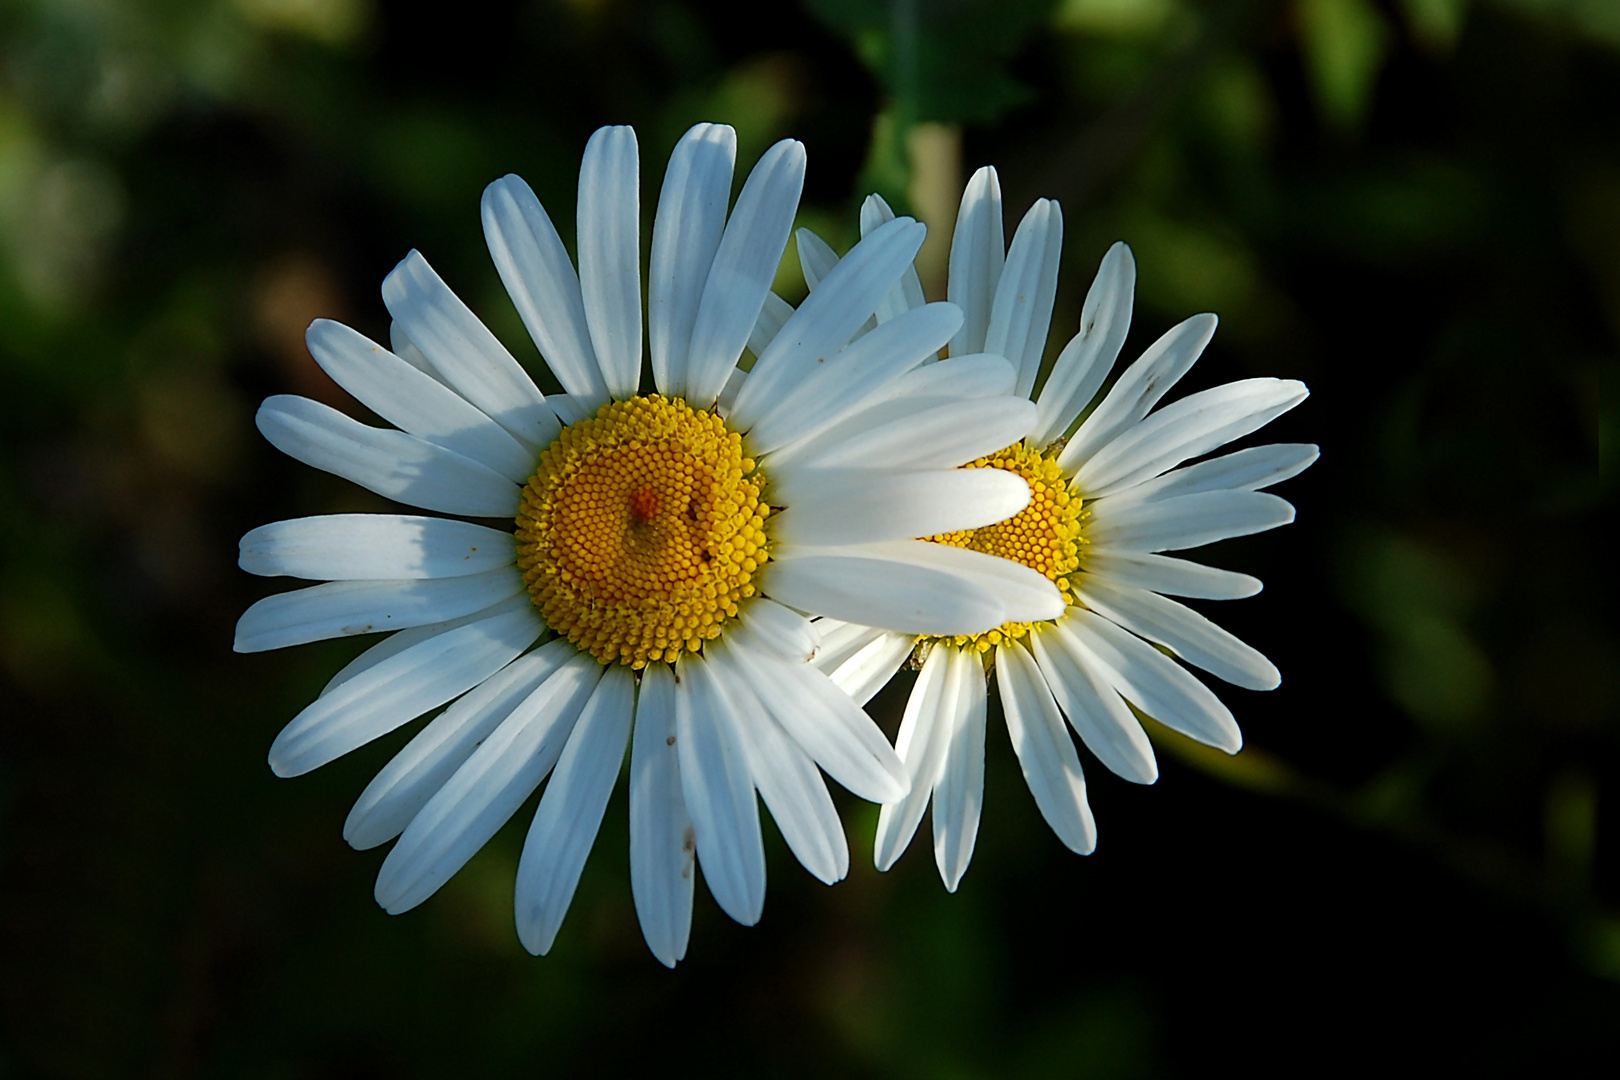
[805,168,1316,890]
[235,127,1065,964]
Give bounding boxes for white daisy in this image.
[235,126,1064,965]
[801,167,1317,890]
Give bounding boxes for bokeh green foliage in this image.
[0,0,1615,1076]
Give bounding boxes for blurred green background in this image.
[0,0,1612,1075]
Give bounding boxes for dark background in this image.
[0,0,1612,1075]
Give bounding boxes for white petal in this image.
[984,198,1063,400]
[306,320,536,482]
[931,645,988,892]
[859,193,926,323]
[577,126,642,400]
[1028,622,1157,785]
[1060,609,1241,752]
[344,639,578,849]
[255,396,520,518]
[674,654,766,926]
[821,627,916,708]
[480,174,608,407]
[267,603,545,777]
[995,641,1097,852]
[1077,577,1280,690]
[1030,241,1135,448]
[1076,379,1310,498]
[514,664,635,955]
[1085,490,1295,553]
[728,216,925,430]
[738,597,820,664]
[885,351,1017,401]
[1058,313,1217,473]
[795,227,839,291]
[771,468,1029,547]
[1098,442,1320,509]
[947,166,1004,357]
[239,515,515,581]
[874,643,954,870]
[650,123,737,399]
[763,546,1006,636]
[713,653,848,885]
[234,566,525,653]
[381,250,560,451]
[747,292,794,359]
[389,322,444,383]
[773,395,1034,476]
[743,302,961,455]
[546,394,590,426]
[373,651,600,913]
[629,663,695,967]
[720,631,907,803]
[320,599,524,700]
[684,139,806,409]
[1083,550,1261,600]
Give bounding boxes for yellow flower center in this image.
[925,441,1084,653]
[514,394,770,668]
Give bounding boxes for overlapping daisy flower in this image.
[234,126,1065,965]
[797,168,1316,890]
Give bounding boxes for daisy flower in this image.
[800,168,1316,890]
[234,126,1064,965]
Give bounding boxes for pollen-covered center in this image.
[515,394,770,668]
[926,441,1085,653]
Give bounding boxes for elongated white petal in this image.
[1030,241,1135,448]
[268,603,544,777]
[771,468,1030,547]
[1077,577,1280,690]
[947,166,1004,357]
[481,174,607,407]
[1060,609,1241,752]
[381,250,559,451]
[256,396,520,518]
[389,322,443,383]
[713,653,847,884]
[744,302,961,454]
[860,193,927,322]
[985,198,1063,400]
[651,123,736,398]
[674,655,766,926]
[306,320,535,482]
[763,547,1006,636]
[995,641,1097,852]
[747,292,794,358]
[240,515,515,581]
[1058,313,1217,472]
[1098,442,1320,509]
[721,630,906,803]
[1085,490,1295,553]
[738,597,820,663]
[514,664,635,955]
[1076,379,1310,498]
[374,652,600,913]
[1083,550,1261,600]
[795,228,839,292]
[1028,622,1157,784]
[320,598,526,699]
[729,216,925,430]
[344,639,578,849]
[932,646,987,891]
[874,644,954,870]
[821,628,915,708]
[235,566,525,653]
[773,395,1033,476]
[577,126,642,400]
[685,139,806,409]
[886,351,1017,401]
[629,663,694,967]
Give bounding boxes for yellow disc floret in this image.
[515,394,770,668]
[925,441,1085,654]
